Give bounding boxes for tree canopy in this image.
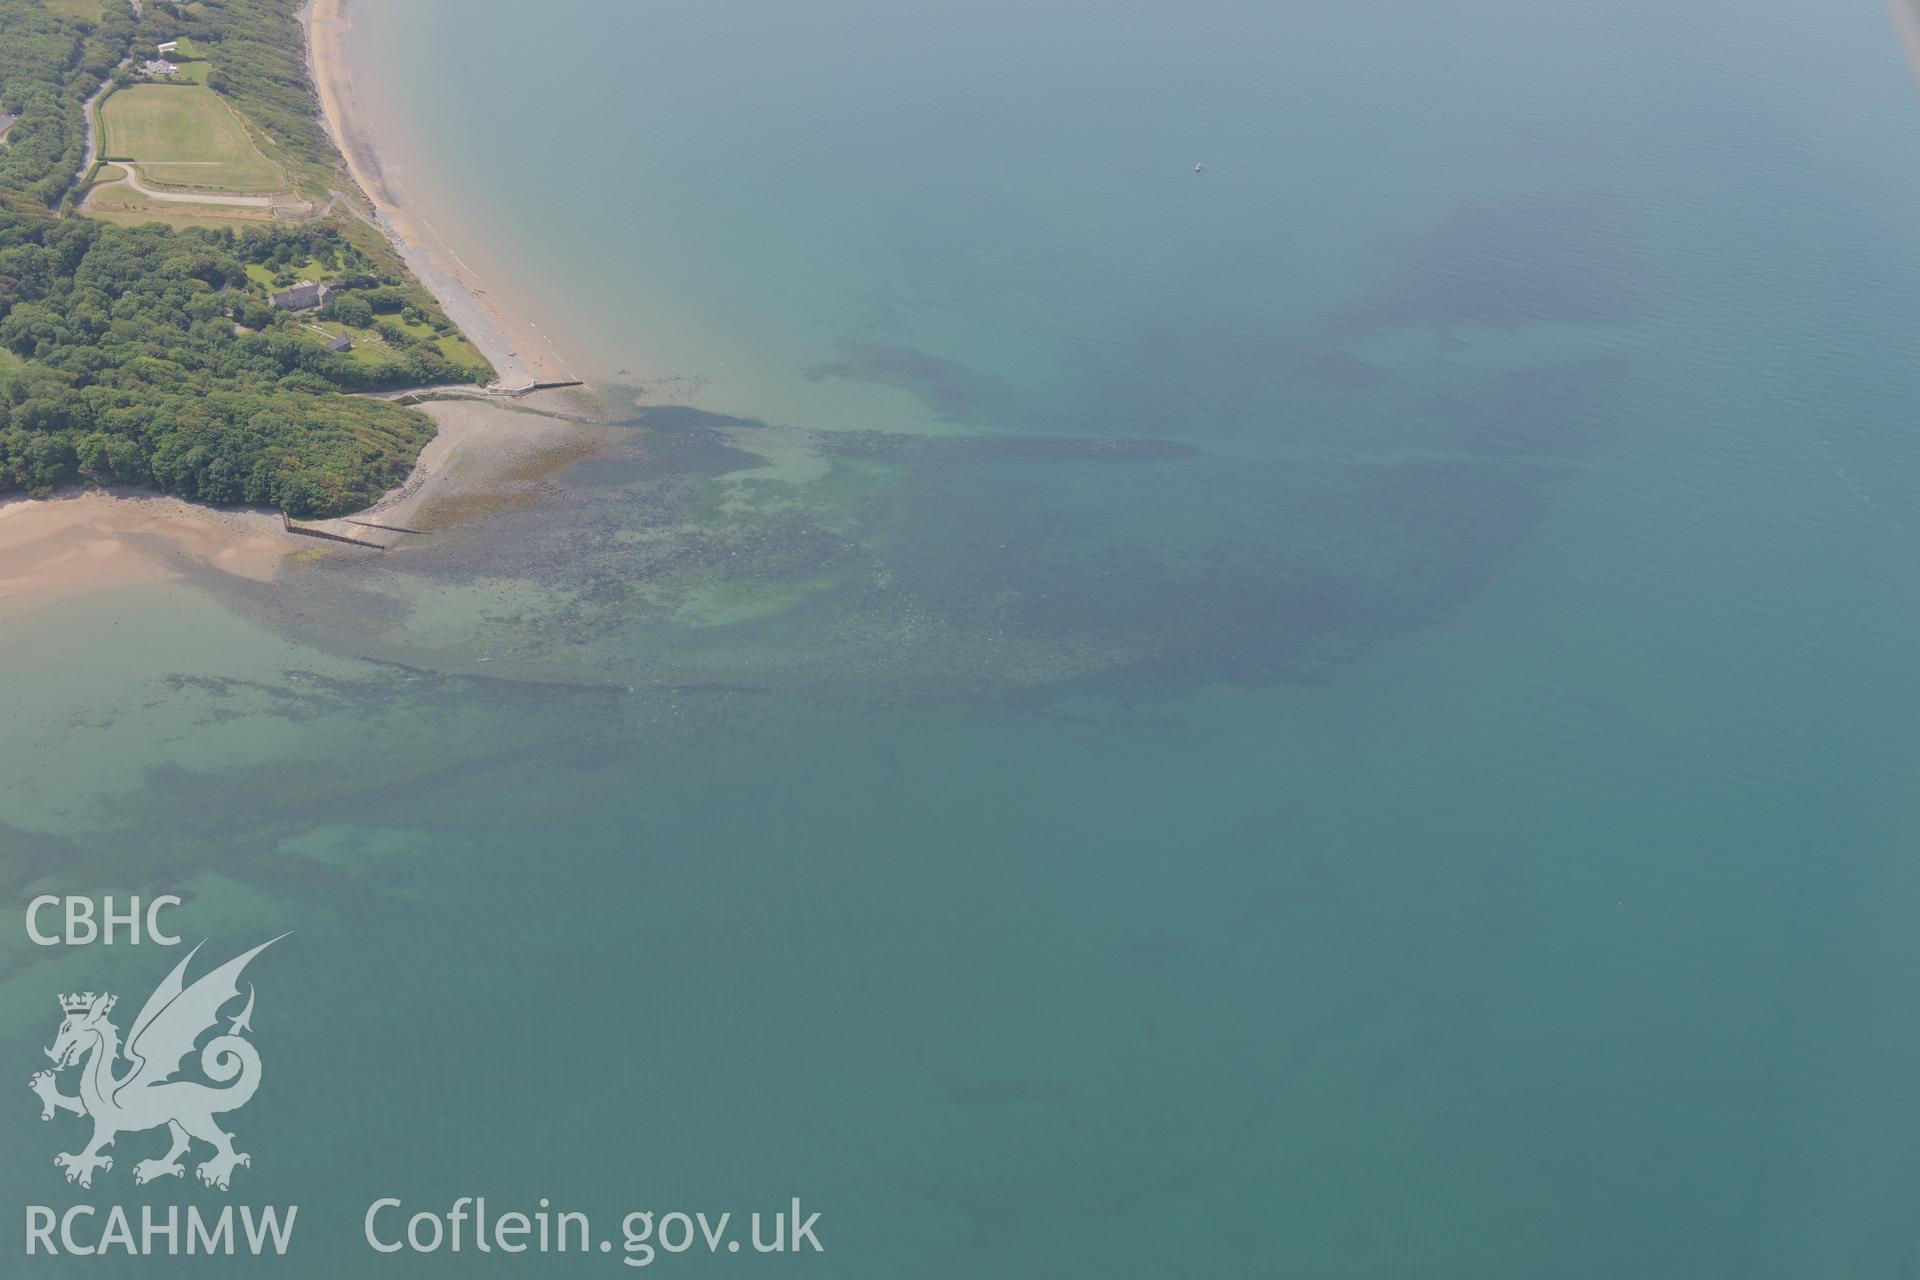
[0,213,481,514]
[0,0,132,206]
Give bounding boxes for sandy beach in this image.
[317,392,606,539]
[303,0,576,391]
[0,492,290,617]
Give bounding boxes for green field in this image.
[38,0,104,18]
[245,258,347,290]
[302,316,492,378]
[100,85,286,193]
[84,207,279,233]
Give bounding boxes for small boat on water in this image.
[1194,162,1203,173]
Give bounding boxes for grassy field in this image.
[81,205,276,233]
[38,0,104,18]
[244,258,349,291]
[387,314,493,374]
[299,316,492,379]
[100,85,286,193]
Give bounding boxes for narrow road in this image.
[74,66,123,188]
[66,2,141,204]
[320,188,383,227]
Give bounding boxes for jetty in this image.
[486,378,586,397]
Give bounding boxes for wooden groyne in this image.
[341,518,429,535]
[281,511,385,548]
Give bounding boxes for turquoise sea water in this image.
[5,0,1920,1272]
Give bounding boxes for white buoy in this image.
[1194,162,1203,173]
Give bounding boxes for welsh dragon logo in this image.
[28,936,286,1191]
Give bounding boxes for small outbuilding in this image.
[156,40,180,55]
[326,334,352,353]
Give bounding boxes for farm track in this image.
[99,163,277,207]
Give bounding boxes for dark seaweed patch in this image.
[564,424,769,487]
[823,432,1200,463]
[1362,192,1644,330]
[242,281,1628,705]
[1423,358,1628,459]
[635,404,775,432]
[803,339,994,421]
